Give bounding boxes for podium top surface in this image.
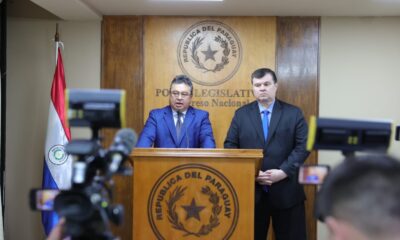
[132,148,263,159]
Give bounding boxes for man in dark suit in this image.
[224,68,309,240]
[136,75,216,148]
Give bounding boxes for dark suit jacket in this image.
[136,106,216,148]
[224,100,309,208]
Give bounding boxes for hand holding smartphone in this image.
[30,189,60,211]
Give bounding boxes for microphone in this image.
[72,161,87,185]
[108,128,137,173]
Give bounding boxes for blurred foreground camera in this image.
[66,89,126,135]
[304,116,394,222]
[300,116,392,186]
[31,89,136,240]
[307,116,391,154]
[395,125,400,141]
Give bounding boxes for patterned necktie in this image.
[262,110,269,141]
[176,111,183,139]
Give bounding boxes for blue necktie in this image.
[261,110,270,192]
[262,110,269,141]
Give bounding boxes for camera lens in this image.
[54,190,94,221]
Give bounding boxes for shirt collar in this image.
[258,100,275,114]
[172,109,187,116]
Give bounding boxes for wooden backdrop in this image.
[144,17,276,147]
[101,16,319,240]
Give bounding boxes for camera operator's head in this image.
[317,155,400,240]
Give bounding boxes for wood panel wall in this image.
[101,16,144,240]
[101,16,319,240]
[143,17,276,148]
[276,17,320,240]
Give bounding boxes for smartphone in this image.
[29,189,60,211]
[298,165,330,185]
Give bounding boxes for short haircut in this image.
[170,75,193,95]
[251,68,277,84]
[317,155,400,238]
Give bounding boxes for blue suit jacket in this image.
[136,106,216,148]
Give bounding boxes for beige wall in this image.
[318,16,400,239]
[5,18,100,239]
[6,16,400,239]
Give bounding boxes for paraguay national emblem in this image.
[177,20,242,86]
[148,164,239,239]
[48,145,69,165]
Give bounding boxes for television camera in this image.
[299,116,392,185]
[303,116,393,222]
[30,89,136,240]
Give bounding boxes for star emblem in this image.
[201,45,218,62]
[181,198,205,221]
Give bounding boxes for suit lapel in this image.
[178,107,194,145]
[163,106,179,145]
[248,102,265,145]
[266,100,282,146]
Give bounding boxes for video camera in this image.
[302,116,393,222]
[306,116,392,154]
[298,116,392,186]
[30,89,137,240]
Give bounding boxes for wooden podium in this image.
[131,148,263,240]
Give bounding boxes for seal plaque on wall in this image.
[148,163,239,239]
[177,20,243,86]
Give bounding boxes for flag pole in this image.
[54,23,64,63]
[55,23,59,63]
[55,23,59,42]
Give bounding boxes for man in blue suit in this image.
[136,75,216,148]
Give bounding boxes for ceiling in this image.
[20,0,400,20]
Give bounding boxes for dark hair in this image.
[317,155,400,238]
[170,75,193,95]
[251,68,277,84]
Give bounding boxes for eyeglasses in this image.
[170,91,191,98]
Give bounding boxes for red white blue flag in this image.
[41,45,72,236]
